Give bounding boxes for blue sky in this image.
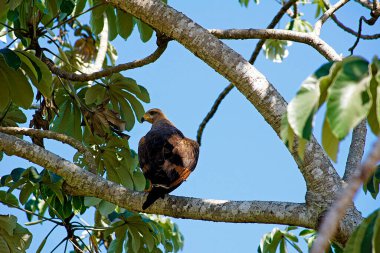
[1,1,380,252]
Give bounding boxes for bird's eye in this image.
[149,111,157,115]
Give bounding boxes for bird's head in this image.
[141,108,168,124]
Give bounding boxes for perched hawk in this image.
[138,108,199,210]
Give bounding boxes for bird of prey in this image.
[138,108,199,210]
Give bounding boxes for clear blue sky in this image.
[1,1,379,252]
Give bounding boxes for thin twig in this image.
[311,136,380,253]
[196,0,297,145]
[314,0,350,36]
[44,34,169,81]
[349,13,380,54]
[343,120,367,181]
[0,127,96,174]
[51,3,106,30]
[331,14,380,40]
[196,83,234,145]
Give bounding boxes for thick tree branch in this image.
[314,0,350,36]
[311,136,380,253]
[0,127,96,174]
[196,0,297,145]
[343,120,367,181]
[44,34,169,81]
[0,132,311,227]
[209,29,342,61]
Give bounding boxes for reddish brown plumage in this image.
[138,109,199,209]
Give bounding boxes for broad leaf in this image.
[322,116,339,162]
[326,57,371,139]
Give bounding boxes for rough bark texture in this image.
[344,120,367,181]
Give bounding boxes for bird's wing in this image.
[167,136,199,189]
[138,136,149,174]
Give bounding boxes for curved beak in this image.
[141,113,153,123]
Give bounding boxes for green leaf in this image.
[19,182,35,205]
[299,229,316,237]
[116,9,134,39]
[0,215,17,235]
[344,209,379,253]
[135,19,154,42]
[98,200,116,216]
[0,48,21,70]
[0,64,11,111]
[0,58,33,109]
[327,57,371,139]
[10,167,25,182]
[123,92,145,123]
[90,2,105,35]
[373,210,380,253]
[0,217,32,253]
[128,226,141,252]
[322,116,339,162]
[85,84,106,105]
[60,0,75,14]
[280,238,287,253]
[84,196,102,207]
[288,75,320,140]
[280,113,295,152]
[106,6,118,41]
[0,191,19,207]
[111,93,135,131]
[368,57,380,135]
[132,170,146,191]
[136,85,150,103]
[74,0,87,16]
[15,51,53,98]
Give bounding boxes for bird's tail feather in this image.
[142,188,165,210]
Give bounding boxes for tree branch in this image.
[196,83,234,145]
[196,0,297,145]
[355,0,375,9]
[314,0,350,36]
[0,132,312,227]
[343,120,367,181]
[0,127,96,174]
[311,135,380,253]
[330,14,380,40]
[209,29,342,61]
[44,34,169,81]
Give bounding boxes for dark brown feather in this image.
[138,111,199,210]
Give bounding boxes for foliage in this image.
[258,226,343,253]
[282,56,380,162]
[0,214,32,253]
[0,0,182,252]
[363,165,380,199]
[344,208,380,253]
